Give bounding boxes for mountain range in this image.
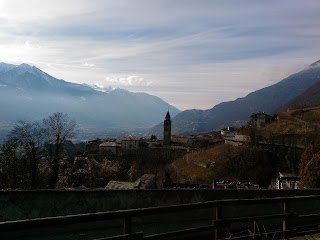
[2,59,320,142]
[150,59,320,136]
[0,62,180,141]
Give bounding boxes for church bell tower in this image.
[163,111,171,146]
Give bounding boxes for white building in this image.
[270,172,300,189]
[220,126,237,138]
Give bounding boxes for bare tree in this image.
[0,136,20,189]
[43,112,76,188]
[10,121,44,189]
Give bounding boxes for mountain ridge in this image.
[149,60,320,136]
[277,80,320,111]
[0,62,180,142]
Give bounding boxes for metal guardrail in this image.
[1,195,320,239]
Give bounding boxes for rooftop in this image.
[99,142,118,147]
[279,172,299,179]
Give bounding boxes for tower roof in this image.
[165,111,171,120]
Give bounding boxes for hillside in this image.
[170,106,320,187]
[169,143,284,188]
[0,62,180,142]
[150,59,320,136]
[278,80,320,111]
[170,144,241,184]
[257,106,320,145]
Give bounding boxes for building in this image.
[171,135,192,148]
[269,172,300,189]
[220,126,237,138]
[150,145,189,160]
[249,112,272,128]
[163,111,171,146]
[191,134,213,148]
[170,134,213,149]
[121,136,142,150]
[99,142,120,155]
[224,135,251,146]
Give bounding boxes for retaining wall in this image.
[1,189,320,221]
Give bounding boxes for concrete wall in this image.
[1,189,320,222]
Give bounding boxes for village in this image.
[72,111,299,191]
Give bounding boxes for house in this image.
[99,141,120,156]
[249,112,272,128]
[150,145,189,159]
[220,126,237,138]
[171,135,192,147]
[121,137,143,150]
[269,172,300,189]
[191,134,211,148]
[224,134,251,146]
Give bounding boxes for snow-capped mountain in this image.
[0,62,16,73]
[0,62,180,141]
[84,83,116,93]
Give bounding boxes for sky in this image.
[1,0,320,110]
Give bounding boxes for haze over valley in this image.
[0,62,180,141]
[1,59,320,142]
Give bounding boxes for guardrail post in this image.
[282,201,289,240]
[124,216,132,235]
[214,205,222,240]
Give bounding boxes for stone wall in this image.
[1,189,320,222]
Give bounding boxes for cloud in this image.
[82,62,95,67]
[105,75,152,86]
[1,1,320,110]
[24,41,42,50]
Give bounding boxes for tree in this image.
[43,112,76,188]
[301,154,320,188]
[299,143,320,188]
[0,121,44,189]
[9,121,44,189]
[0,136,20,189]
[150,135,157,141]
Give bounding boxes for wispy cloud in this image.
[105,75,152,87]
[1,0,320,110]
[82,62,95,67]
